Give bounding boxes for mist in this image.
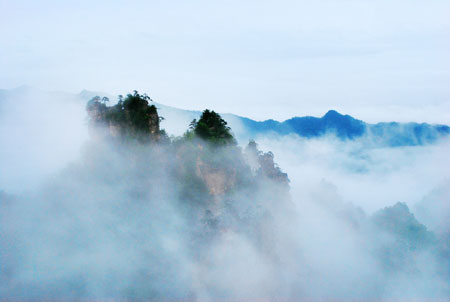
[1,91,449,301]
[0,87,88,193]
[253,133,450,213]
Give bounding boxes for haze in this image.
[1,1,450,300]
[1,0,449,122]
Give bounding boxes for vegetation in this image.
[190,110,236,145]
[87,91,163,142]
[85,92,289,210]
[87,94,238,147]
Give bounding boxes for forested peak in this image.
[119,90,155,112]
[84,92,289,199]
[86,91,162,142]
[190,109,236,145]
[86,94,240,146]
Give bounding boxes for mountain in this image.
[153,101,450,146]
[235,110,450,146]
[1,86,449,146]
[235,109,366,139]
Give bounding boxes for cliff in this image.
[86,92,162,142]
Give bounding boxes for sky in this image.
[1,0,450,122]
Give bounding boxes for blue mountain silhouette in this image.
[236,110,450,146]
[1,86,448,147]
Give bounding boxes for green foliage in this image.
[115,91,157,134]
[192,110,236,145]
[86,96,107,113]
[87,91,162,142]
[87,94,239,147]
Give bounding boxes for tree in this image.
[193,110,235,145]
[86,91,162,142]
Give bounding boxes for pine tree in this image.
[193,110,235,145]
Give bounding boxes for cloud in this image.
[255,133,450,213]
[0,87,88,192]
[1,91,449,300]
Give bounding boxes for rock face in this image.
[257,151,289,185]
[245,140,289,186]
[196,159,235,196]
[86,97,110,139]
[148,110,160,136]
[86,99,105,124]
[195,158,237,215]
[86,95,291,220]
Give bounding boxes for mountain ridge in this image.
[1,86,449,146]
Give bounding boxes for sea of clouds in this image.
[1,89,449,301]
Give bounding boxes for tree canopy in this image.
[87,91,162,142]
[191,110,235,145]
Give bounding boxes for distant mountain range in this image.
[1,86,449,147]
[233,110,450,146]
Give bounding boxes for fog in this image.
[253,133,450,213]
[0,87,87,193]
[1,91,449,301]
[3,0,450,123]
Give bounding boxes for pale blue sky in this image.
[1,0,449,122]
